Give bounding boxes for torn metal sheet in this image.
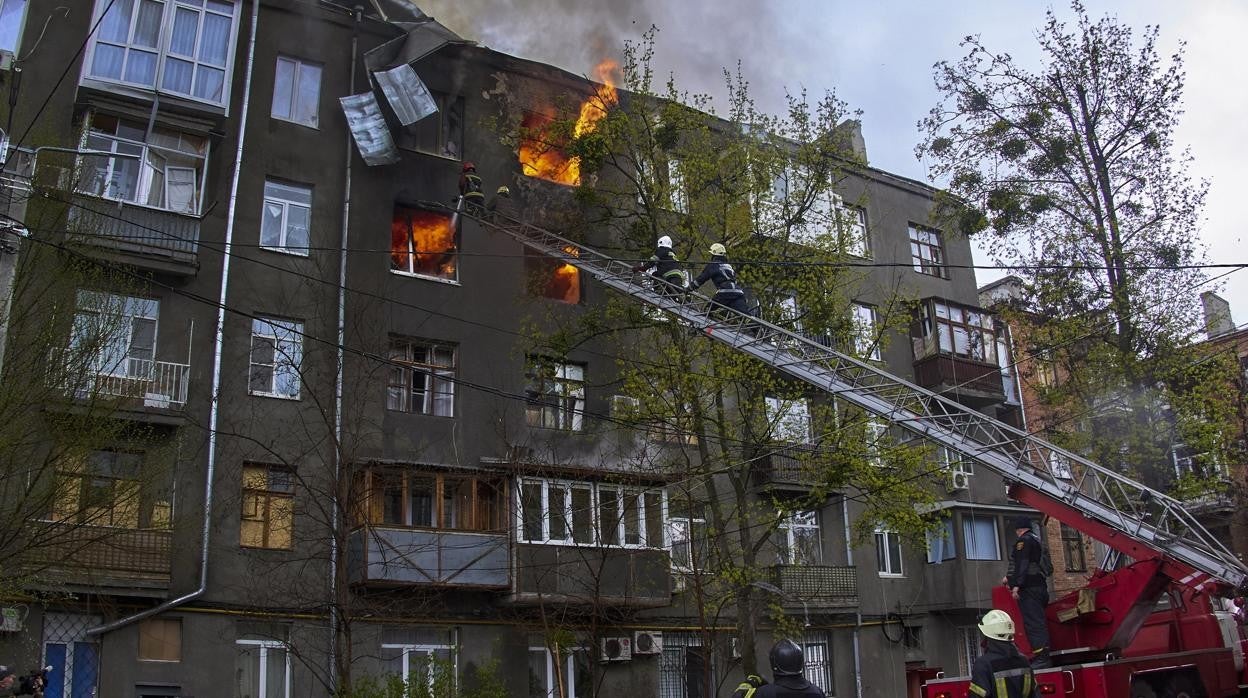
[374,64,437,126]
[340,93,400,165]
[364,20,469,70]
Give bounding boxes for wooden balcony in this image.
[67,195,200,276]
[21,521,171,591]
[347,526,510,589]
[768,564,858,608]
[913,354,1005,405]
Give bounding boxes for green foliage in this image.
[338,658,505,698]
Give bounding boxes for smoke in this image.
[414,0,797,116]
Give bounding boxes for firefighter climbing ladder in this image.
[440,203,1248,591]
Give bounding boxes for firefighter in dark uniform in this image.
[969,610,1040,697]
[632,235,686,299]
[1003,517,1051,668]
[486,185,515,223]
[748,639,826,698]
[458,161,485,214]
[691,242,750,316]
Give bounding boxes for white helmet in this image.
[709,242,727,256]
[657,235,673,248]
[979,609,1015,641]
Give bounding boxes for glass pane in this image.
[99,0,134,43]
[598,489,620,546]
[409,476,433,527]
[236,645,261,698]
[266,647,288,697]
[623,491,640,545]
[198,11,230,65]
[272,57,294,119]
[571,486,593,544]
[133,0,164,48]
[169,6,198,56]
[193,65,225,102]
[793,527,821,565]
[90,43,126,80]
[162,56,194,93]
[521,482,543,541]
[286,204,310,251]
[548,486,568,541]
[261,201,284,247]
[528,649,549,698]
[0,0,28,53]
[124,48,158,85]
[381,472,403,525]
[295,62,321,125]
[644,492,663,547]
[444,477,472,530]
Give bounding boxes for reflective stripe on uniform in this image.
[968,682,988,697]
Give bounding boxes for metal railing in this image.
[769,564,858,605]
[50,351,191,408]
[67,194,200,258]
[23,521,172,578]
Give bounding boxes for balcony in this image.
[67,195,200,276]
[49,351,191,418]
[21,521,171,592]
[753,444,829,489]
[767,565,858,608]
[347,526,510,589]
[912,297,1007,406]
[509,544,671,607]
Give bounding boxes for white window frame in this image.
[926,517,956,563]
[666,158,688,213]
[271,55,322,127]
[260,180,311,255]
[79,114,209,215]
[940,446,973,475]
[72,290,160,378]
[516,478,666,550]
[528,646,584,698]
[851,302,880,360]
[0,0,29,55]
[776,510,821,565]
[961,513,1001,561]
[667,514,707,572]
[84,0,240,108]
[875,527,903,577]
[909,224,946,277]
[248,316,303,399]
[765,395,812,444]
[380,642,453,692]
[866,417,889,467]
[837,203,870,258]
[525,358,585,431]
[386,338,456,416]
[236,638,292,698]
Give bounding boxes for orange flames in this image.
[519,59,620,186]
[391,206,457,278]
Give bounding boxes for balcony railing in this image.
[768,564,858,607]
[50,351,191,409]
[67,194,200,263]
[755,444,826,486]
[22,521,172,582]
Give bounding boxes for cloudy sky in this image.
[419,0,1248,326]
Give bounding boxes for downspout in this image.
[87,0,260,636]
[841,496,863,698]
[327,4,362,690]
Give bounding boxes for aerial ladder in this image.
[442,203,1248,695]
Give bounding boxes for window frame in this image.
[78,113,210,215]
[240,463,295,550]
[84,0,240,108]
[1060,523,1086,573]
[0,0,29,56]
[764,395,813,445]
[961,512,1001,561]
[50,449,158,529]
[874,527,903,577]
[776,510,821,566]
[395,91,464,160]
[236,636,292,698]
[837,203,870,258]
[851,302,881,360]
[917,299,999,364]
[925,517,956,563]
[248,316,303,400]
[517,477,666,550]
[380,642,453,692]
[71,289,160,379]
[524,357,586,431]
[270,54,322,128]
[386,338,456,417]
[390,204,459,283]
[529,646,589,698]
[356,468,507,533]
[138,618,182,662]
[260,179,312,255]
[909,224,947,278]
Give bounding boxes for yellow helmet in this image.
[978,609,1015,641]
[496,185,510,196]
[709,243,727,256]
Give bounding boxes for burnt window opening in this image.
[525,246,581,304]
[391,205,457,281]
[395,92,463,160]
[518,111,578,186]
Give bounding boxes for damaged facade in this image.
[0,2,1031,697]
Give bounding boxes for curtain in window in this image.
[165,167,197,213]
[962,515,1000,560]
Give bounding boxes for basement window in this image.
[525,247,581,304]
[391,205,457,281]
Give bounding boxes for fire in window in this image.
[526,246,581,304]
[517,60,618,186]
[391,205,456,280]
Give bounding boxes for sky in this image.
[416,0,1248,327]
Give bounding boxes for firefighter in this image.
[631,235,686,298]
[690,242,751,316]
[458,161,485,214]
[730,673,767,698]
[750,639,826,698]
[969,610,1040,698]
[1003,517,1052,668]
[486,185,515,222]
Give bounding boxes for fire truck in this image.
[447,203,1248,698]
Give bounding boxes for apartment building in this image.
[0,2,1028,697]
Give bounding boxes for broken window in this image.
[851,302,881,360]
[386,338,455,416]
[391,205,457,280]
[525,247,581,304]
[518,111,577,185]
[667,500,709,571]
[915,299,999,364]
[1061,523,1086,572]
[909,224,946,277]
[86,0,238,106]
[79,114,208,214]
[524,357,585,431]
[248,317,302,399]
[260,180,311,254]
[240,463,294,549]
[395,91,463,159]
[50,450,171,529]
[271,55,322,128]
[356,468,506,532]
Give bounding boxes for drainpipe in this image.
[327,5,363,690]
[841,496,863,698]
[86,0,260,636]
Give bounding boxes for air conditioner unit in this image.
[600,636,632,662]
[948,470,970,492]
[610,394,640,418]
[633,631,663,655]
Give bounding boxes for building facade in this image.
[0,2,1031,697]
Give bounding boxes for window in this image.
[666,158,687,213]
[357,469,506,532]
[526,247,582,304]
[71,290,159,378]
[940,446,973,475]
[961,513,1000,561]
[926,517,956,563]
[518,478,665,549]
[667,502,709,571]
[837,204,870,257]
[87,0,238,106]
[955,626,982,676]
[381,631,453,693]
[50,450,165,528]
[851,302,880,360]
[775,510,821,565]
[0,0,28,54]
[396,92,463,159]
[248,317,302,399]
[865,417,889,466]
[79,114,208,214]
[236,630,291,698]
[875,527,903,576]
[658,633,709,698]
[909,224,946,277]
[1047,451,1073,480]
[765,396,812,444]
[518,111,577,186]
[764,166,837,246]
[649,397,699,445]
[240,464,294,549]
[270,55,321,127]
[525,358,585,431]
[997,336,1020,404]
[387,338,455,416]
[802,632,834,692]
[391,205,457,281]
[260,180,310,254]
[1060,523,1086,573]
[1171,443,1228,479]
[529,645,591,698]
[1034,358,1059,387]
[915,299,999,364]
[138,618,181,662]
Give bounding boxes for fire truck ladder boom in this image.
[444,203,1248,592]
